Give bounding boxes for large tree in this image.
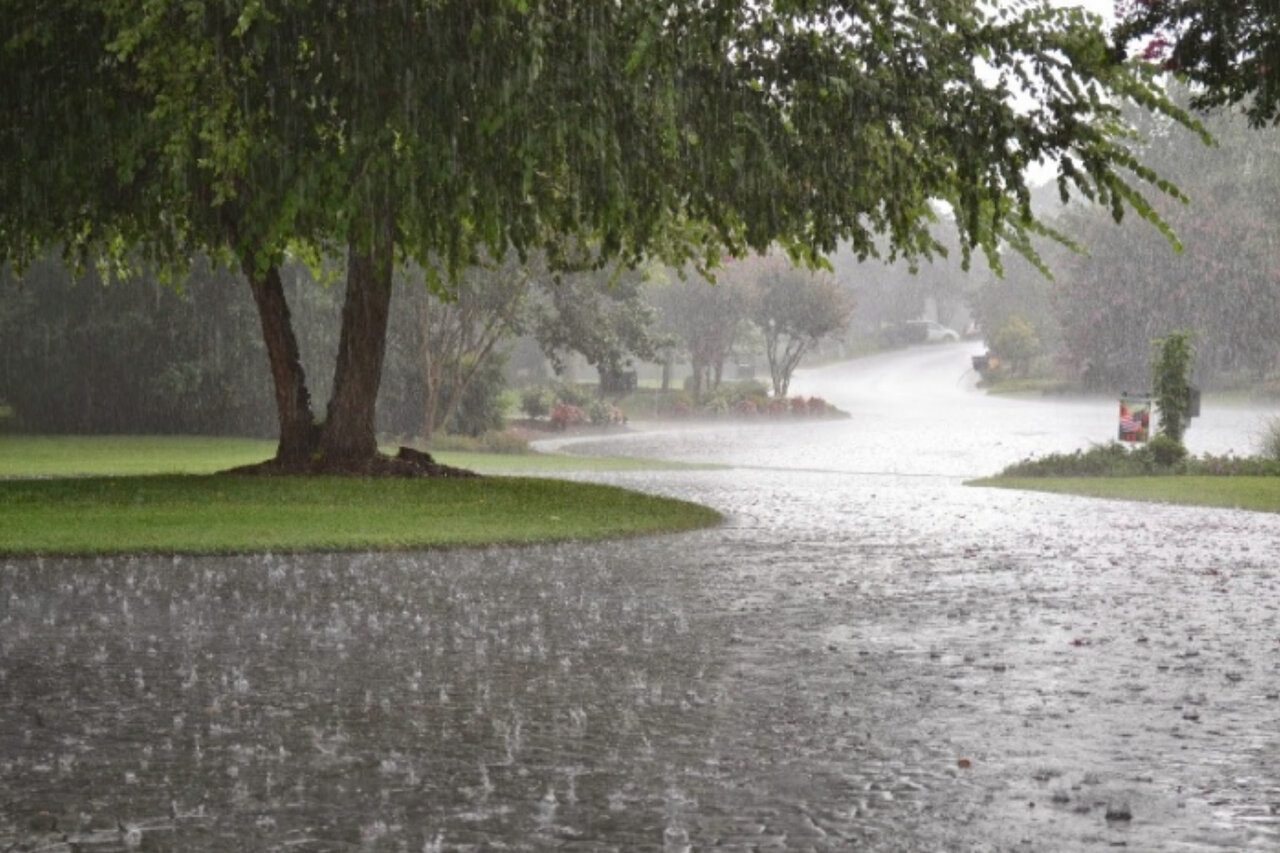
[651,266,753,399]
[3,0,1197,472]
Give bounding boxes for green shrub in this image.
[726,378,770,398]
[704,394,731,415]
[521,386,552,419]
[1258,417,1280,462]
[655,390,695,417]
[999,441,1280,478]
[587,400,624,425]
[1000,443,1135,477]
[1190,452,1280,476]
[446,356,508,437]
[426,429,533,454]
[1147,434,1188,467]
[552,381,592,407]
[990,315,1041,375]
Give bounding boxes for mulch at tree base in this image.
[224,446,478,478]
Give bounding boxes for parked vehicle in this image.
[904,320,961,343]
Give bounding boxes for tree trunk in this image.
[321,214,396,464]
[690,356,706,399]
[417,297,441,442]
[242,261,318,465]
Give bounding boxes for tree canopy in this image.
[2,0,1199,470]
[1116,0,1280,127]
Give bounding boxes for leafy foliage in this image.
[549,403,588,431]
[427,353,506,438]
[615,382,846,421]
[1151,331,1196,443]
[520,387,553,419]
[1116,0,1280,128]
[587,400,626,426]
[404,256,529,440]
[989,315,1042,376]
[532,264,660,389]
[0,257,277,434]
[649,265,751,398]
[1260,417,1280,462]
[1148,433,1188,467]
[1049,86,1280,390]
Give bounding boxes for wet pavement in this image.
[4,344,1280,851]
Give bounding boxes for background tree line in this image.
[0,253,652,437]
[0,248,854,437]
[965,85,1280,392]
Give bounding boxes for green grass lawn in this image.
[0,435,722,555]
[0,434,710,478]
[971,475,1280,514]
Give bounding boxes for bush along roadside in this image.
[517,379,850,429]
[616,381,850,421]
[998,441,1280,478]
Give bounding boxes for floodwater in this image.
[5,344,1280,851]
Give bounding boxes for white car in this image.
[905,320,961,343]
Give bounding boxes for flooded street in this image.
[5,344,1280,851]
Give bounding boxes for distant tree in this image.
[651,267,751,399]
[743,256,853,398]
[829,229,971,347]
[532,264,660,397]
[964,194,1075,362]
[0,256,277,435]
[829,251,929,342]
[404,258,529,441]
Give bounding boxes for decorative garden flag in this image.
[1119,397,1151,443]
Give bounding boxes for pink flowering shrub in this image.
[550,403,587,430]
[807,396,832,415]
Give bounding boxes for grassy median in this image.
[0,435,722,555]
[971,476,1280,514]
[0,434,709,477]
[970,440,1280,514]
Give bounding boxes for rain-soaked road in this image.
[4,343,1280,851]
